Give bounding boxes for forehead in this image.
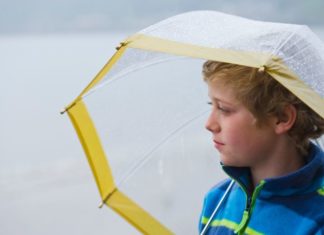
[207,80,240,104]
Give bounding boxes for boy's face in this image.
[206,80,277,167]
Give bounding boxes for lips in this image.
[213,139,224,145]
[213,140,224,149]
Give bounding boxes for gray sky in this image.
[1,0,324,35]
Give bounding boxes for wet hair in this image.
[202,60,324,156]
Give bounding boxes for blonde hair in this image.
[202,60,324,156]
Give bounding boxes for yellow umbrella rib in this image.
[64,33,324,119]
[67,100,115,197]
[64,44,128,112]
[125,34,324,118]
[67,100,173,234]
[267,57,324,119]
[108,189,173,235]
[125,34,270,69]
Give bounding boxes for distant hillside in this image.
[0,0,323,34]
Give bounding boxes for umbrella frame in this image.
[63,33,324,234]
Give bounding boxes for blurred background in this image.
[1,0,324,234]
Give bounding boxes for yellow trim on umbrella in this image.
[67,100,115,197]
[108,189,173,235]
[65,33,323,118]
[124,34,324,118]
[64,44,128,112]
[266,57,324,118]
[125,34,270,69]
[67,99,172,234]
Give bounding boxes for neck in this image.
[250,138,306,188]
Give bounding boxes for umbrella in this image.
[62,11,324,234]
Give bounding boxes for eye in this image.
[217,105,231,114]
[207,101,233,114]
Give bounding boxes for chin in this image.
[220,155,246,167]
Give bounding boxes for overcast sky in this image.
[1,0,324,35]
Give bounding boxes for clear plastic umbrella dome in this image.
[63,11,324,235]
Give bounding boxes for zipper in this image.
[235,180,265,235]
[221,165,266,234]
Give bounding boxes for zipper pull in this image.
[235,210,249,234]
[235,181,266,234]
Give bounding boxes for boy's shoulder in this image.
[202,178,233,212]
[199,178,234,231]
[206,178,233,196]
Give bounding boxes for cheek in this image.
[222,123,260,155]
[223,122,250,145]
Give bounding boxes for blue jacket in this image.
[199,143,324,235]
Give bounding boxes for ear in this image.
[274,104,297,134]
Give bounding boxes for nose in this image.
[205,110,221,133]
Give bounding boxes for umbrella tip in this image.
[60,108,67,115]
[258,66,266,73]
[98,201,105,209]
[98,188,117,208]
[115,42,127,50]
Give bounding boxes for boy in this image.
[199,61,324,234]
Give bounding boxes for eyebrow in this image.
[208,96,237,106]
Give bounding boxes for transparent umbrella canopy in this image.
[63,11,324,234]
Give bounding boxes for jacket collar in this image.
[221,143,324,198]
